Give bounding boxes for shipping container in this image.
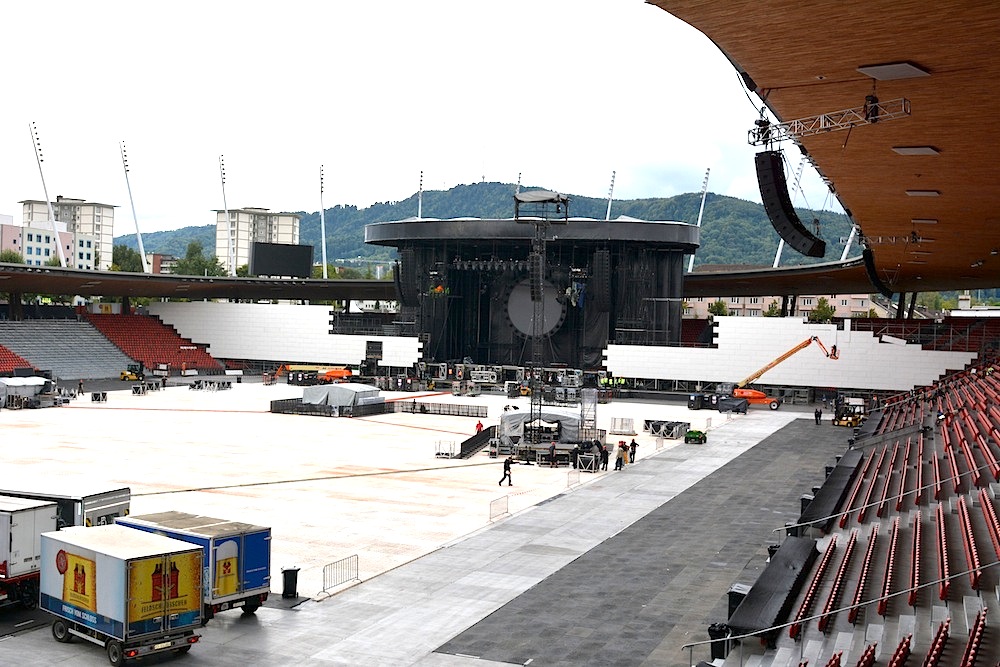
[0,495,58,609]
[0,483,130,528]
[40,525,202,665]
[117,511,271,621]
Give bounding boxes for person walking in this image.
[629,439,638,463]
[78,379,84,398]
[601,444,609,471]
[548,441,557,468]
[814,408,822,425]
[475,420,484,434]
[499,456,513,486]
[615,444,625,470]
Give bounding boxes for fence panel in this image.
[322,554,360,593]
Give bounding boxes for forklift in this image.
[120,362,145,382]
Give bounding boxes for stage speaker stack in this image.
[529,253,543,302]
[755,150,826,258]
[591,249,610,312]
[397,249,418,306]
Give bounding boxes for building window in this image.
[86,240,92,248]
[749,297,760,304]
[45,235,50,243]
[79,252,84,260]
[79,240,84,247]
[841,300,848,306]
[27,233,33,242]
[730,296,740,304]
[86,253,91,260]
[44,248,50,256]
[26,247,32,255]
[749,309,761,317]
[802,298,814,305]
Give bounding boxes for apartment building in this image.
[214,207,300,275]
[19,196,114,270]
[684,293,882,319]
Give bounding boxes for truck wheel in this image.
[769,400,780,410]
[106,639,124,666]
[242,599,261,614]
[51,619,72,643]
[19,580,38,609]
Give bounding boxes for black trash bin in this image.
[707,623,730,660]
[281,567,300,598]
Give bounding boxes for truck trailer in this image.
[40,525,202,666]
[116,511,271,621]
[0,495,58,609]
[0,483,130,529]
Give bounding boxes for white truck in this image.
[0,495,58,609]
[0,483,130,529]
[39,525,203,666]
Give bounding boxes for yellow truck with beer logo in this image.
[115,511,271,622]
[39,525,202,666]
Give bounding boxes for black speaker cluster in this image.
[755,150,826,258]
[591,250,610,312]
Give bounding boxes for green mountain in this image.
[113,181,854,268]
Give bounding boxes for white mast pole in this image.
[687,168,711,273]
[120,141,149,273]
[515,172,521,195]
[319,165,328,279]
[29,122,66,268]
[841,225,858,261]
[605,170,616,221]
[417,171,423,220]
[220,155,234,276]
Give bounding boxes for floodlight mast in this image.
[120,141,149,273]
[319,166,328,279]
[219,155,235,277]
[687,168,710,273]
[605,171,616,221]
[28,122,67,268]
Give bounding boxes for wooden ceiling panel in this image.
[653,1,1000,292]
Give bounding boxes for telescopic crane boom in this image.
[737,336,838,388]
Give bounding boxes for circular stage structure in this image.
[365,214,699,368]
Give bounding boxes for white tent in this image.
[0,376,49,402]
[499,406,582,442]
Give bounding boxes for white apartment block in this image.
[684,293,883,319]
[20,196,114,270]
[214,207,301,275]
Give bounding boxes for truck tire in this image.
[51,619,72,643]
[242,598,261,614]
[19,580,38,609]
[106,639,124,666]
[769,400,780,410]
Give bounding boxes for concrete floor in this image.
[0,379,821,666]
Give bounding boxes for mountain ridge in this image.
[113,181,854,268]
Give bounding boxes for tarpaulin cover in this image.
[301,382,380,407]
[500,406,581,442]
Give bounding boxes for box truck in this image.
[40,525,202,665]
[0,495,58,609]
[116,511,271,621]
[0,483,130,528]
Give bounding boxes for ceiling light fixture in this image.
[906,190,940,197]
[892,146,940,155]
[858,61,930,80]
[911,218,938,224]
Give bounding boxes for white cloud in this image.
[0,0,840,235]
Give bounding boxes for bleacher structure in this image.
[0,343,32,375]
[86,313,223,374]
[711,362,1000,667]
[0,320,136,381]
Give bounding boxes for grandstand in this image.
[0,319,136,380]
[85,313,223,374]
[710,361,1000,666]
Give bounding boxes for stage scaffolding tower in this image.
[514,190,568,444]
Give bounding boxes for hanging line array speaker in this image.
[529,253,543,302]
[398,248,418,307]
[863,247,894,298]
[591,249,610,312]
[755,150,826,258]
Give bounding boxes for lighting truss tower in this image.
[748,98,910,145]
[514,190,569,444]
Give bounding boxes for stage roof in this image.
[652,1,1000,294]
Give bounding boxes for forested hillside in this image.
[114,181,855,268]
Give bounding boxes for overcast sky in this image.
[0,0,839,235]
